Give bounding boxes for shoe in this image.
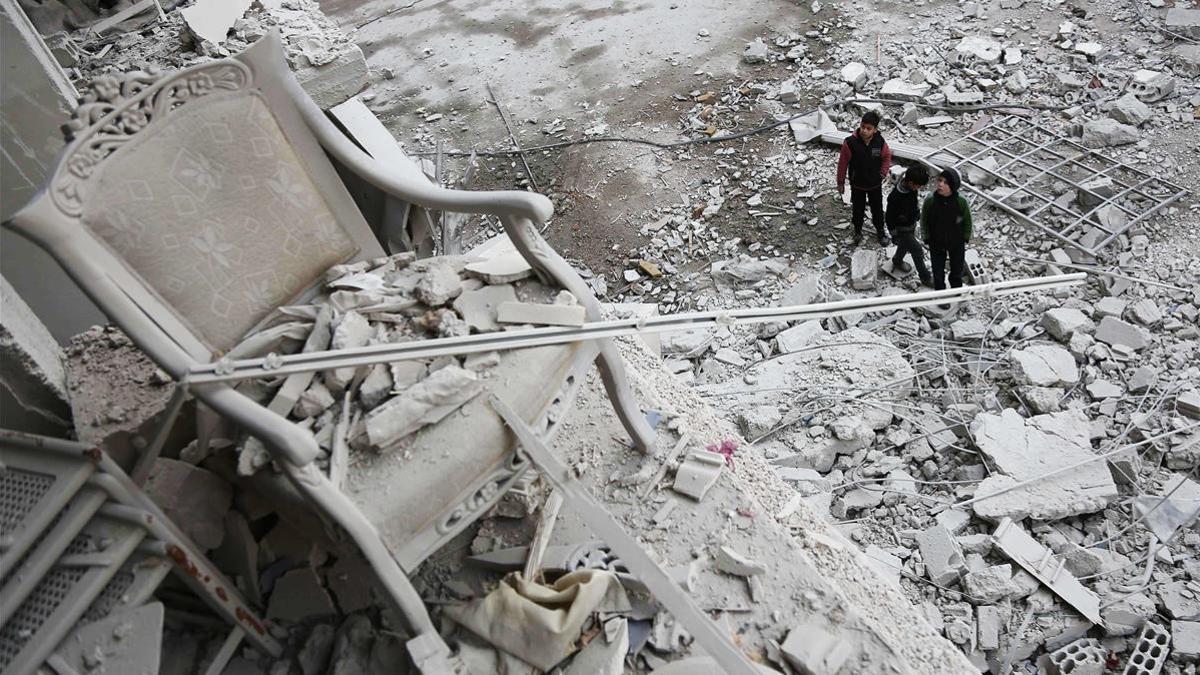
[919,275,934,288]
[893,259,912,273]
[851,231,863,246]
[877,231,891,246]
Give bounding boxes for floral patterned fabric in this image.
[81,91,357,352]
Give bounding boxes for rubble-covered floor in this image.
[9,0,1200,671]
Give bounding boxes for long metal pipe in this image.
[183,273,1085,385]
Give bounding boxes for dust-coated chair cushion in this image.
[81,91,358,352]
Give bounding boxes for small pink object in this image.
[706,439,738,471]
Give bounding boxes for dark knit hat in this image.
[939,167,961,193]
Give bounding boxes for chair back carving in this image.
[46,52,364,354]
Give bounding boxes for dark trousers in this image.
[891,229,929,279]
[930,243,966,290]
[851,187,884,235]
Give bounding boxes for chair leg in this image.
[281,462,457,674]
[498,215,656,455]
[596,340,656,455]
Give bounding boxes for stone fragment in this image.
[415,261,463,306]
[361,365,483,451]
[1108,92,1153,126]
[1129,298,1163,326]
[464,252,533,285]
[936,508,971,535]
[297,624,336,675]
[977,606,1001,651]
[970,410,1117,521]
[672,450,723,500]
[1040,307,1095,341]
[326,310,371,393]
[841,62,868,88]
[715,546,766,577]
[850,249,876,290]
[775,320,826,353]
[267,566,336,621]
[294,381,336,419]
[1094,297,1126,319]
[739,406,782,439]
[145,458,232,550]
[743,38,769,63]
[956,35,1002,62]
[1128,366,1157,394]
[1081,119,1139,147]
[1021,386,1062,414]
[359,364,393,410]
[1010,343,1079,387]
[1086,380,1122,399]
[1174,621,1199,662]
[1095,316,1150,350]
[962,564,1015,603]
[1162,581,1200,620]
[661,329,713,358]
[781,621,858,674]
[916,525,967,585]
[497,301,586,327]
[452,284,518,332]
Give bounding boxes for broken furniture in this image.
[5,30,655,672]
[0,429,274,675]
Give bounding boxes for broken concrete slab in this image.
[1108,92,1153,127]
[1173,621,1198,662]
[1165,7,1200,39]
[970,409,1117,521]
[1095,316,1150,350]
[497,301,586,327]
[0,275,70,427]
[464,251,534,285]
[1040,307,1095,341]
[267,565,336,622]
[781,620,859,674]
[1010,343,1079,387]
[360,365,483,451]
[1081,118,1139,147]
[775,320,826,354]
[145,458,232,550]
[180,0,254,46]
[661,329,713,358]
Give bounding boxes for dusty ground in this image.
[318,0,862,279]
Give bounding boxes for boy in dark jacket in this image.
[920,168,974,290]
[886,164,932,287]
[836,110,893,246]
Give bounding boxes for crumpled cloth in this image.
[444,569,631,670]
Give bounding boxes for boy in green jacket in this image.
[921,167,973,290]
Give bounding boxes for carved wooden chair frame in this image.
[7,31,655,672]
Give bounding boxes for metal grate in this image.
[81,570,135,625]
[920,115,1187,256]
[0,468,55,536]
[0,566,87,670]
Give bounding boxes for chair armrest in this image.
[192,384,320,467]
[284,75,553,223]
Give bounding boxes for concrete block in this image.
[361,365,483,451]
[1095,316,1150,350]
[0,275,70,427]
[1047,638,1106,675]
[776,320,826,353]
[962,564,1015,603]
[1041,307,1095,341]
[850,249,877,290]
[267,566,336,622]
[293,44,370,110]
[1171,621,1198,664]
[977,606,1001,651]
[917,525,967,585]
[1011,343,1079,386]
[145,458,233,550]
[1126,622,1171,673]
[841,62,868,88]
[497,301,586,327]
